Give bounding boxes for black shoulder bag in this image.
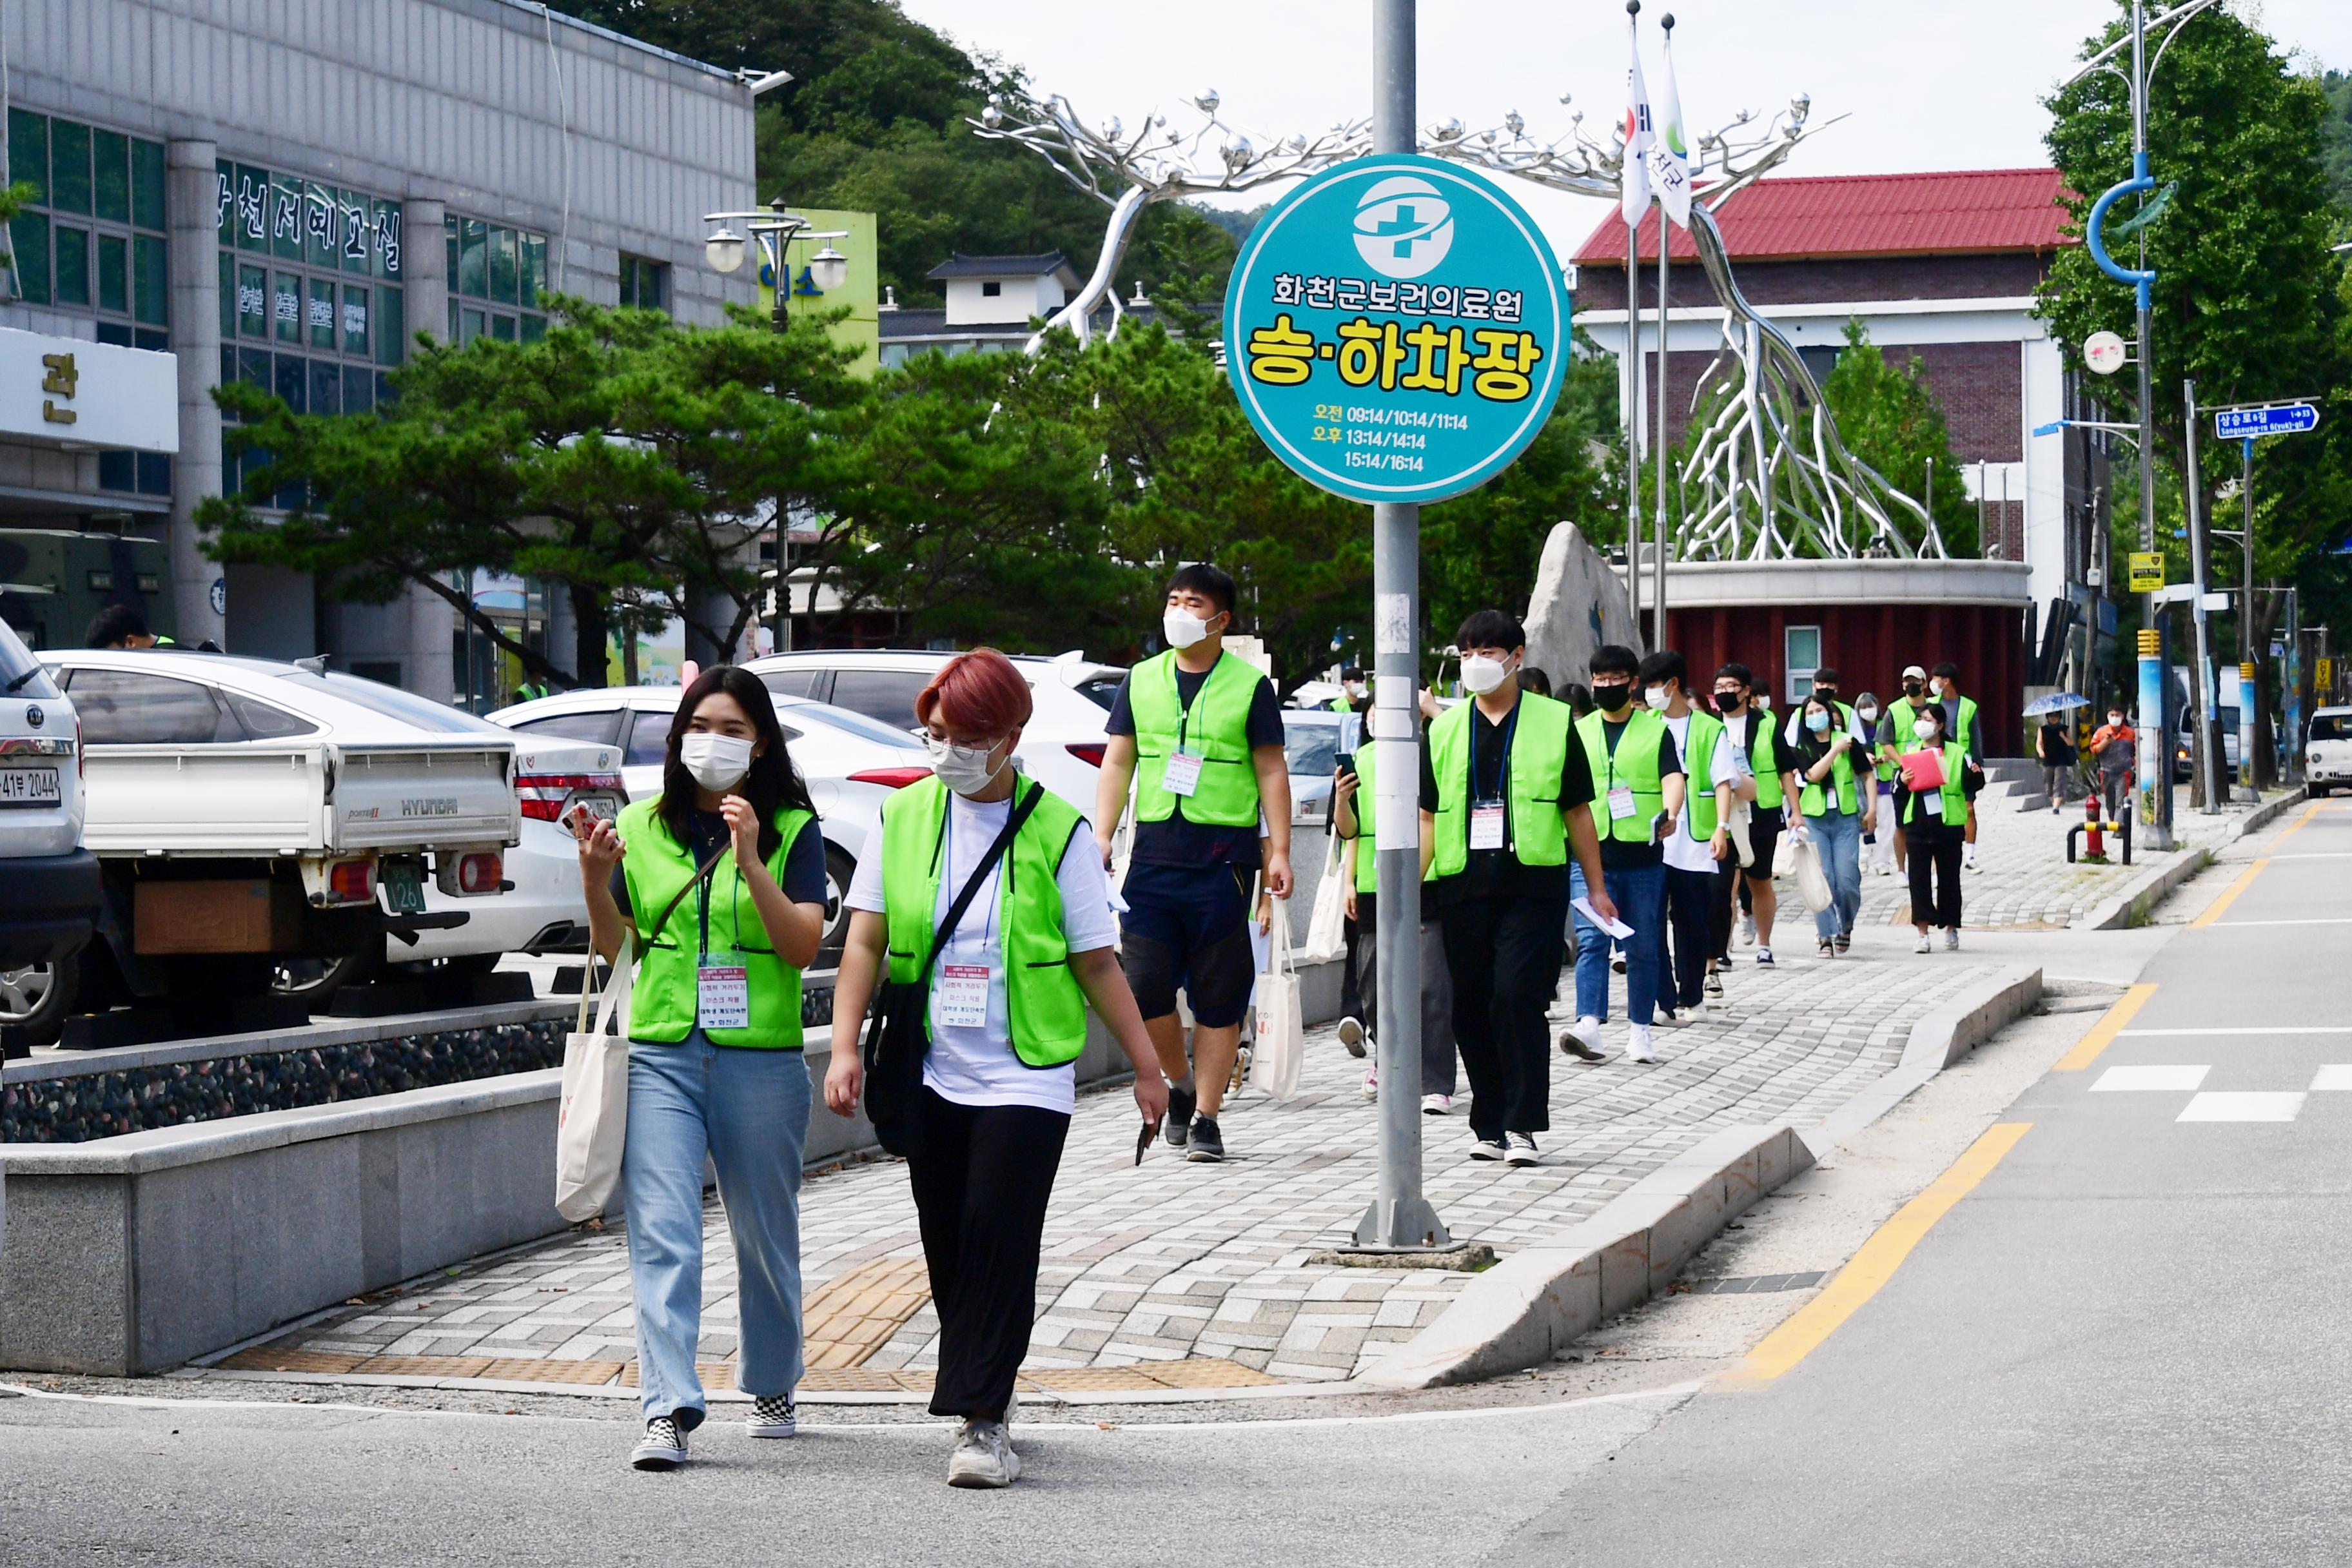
[861,782,1044,1156]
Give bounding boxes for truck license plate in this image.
[383,859,427,915]
[0,765,60,807]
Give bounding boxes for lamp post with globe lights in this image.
[702,196,850,331]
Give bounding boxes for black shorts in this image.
[1119,861,1257,1029]
[1744,807,1783,880]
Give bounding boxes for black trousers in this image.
[1440,890,1567,1140]
[1355,892,1460,1096]
[1663,865,1718,1009]
[1709,858,1741,963]
[906,1086,1069,1420]
[1906,822,1965,929]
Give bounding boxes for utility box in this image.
[133,879,304,955]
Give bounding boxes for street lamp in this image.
[701,199,852,331]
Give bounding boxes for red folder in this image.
[1899,750,1947,792]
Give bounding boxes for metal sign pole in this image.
[2183,378,2221,814]
[1358,0,1449,1252]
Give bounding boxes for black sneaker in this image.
[1186,1113,1226,1162]
[631,1415,688,1471]
[1165,1081,1196,1149]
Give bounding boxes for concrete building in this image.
[877,253,1084,367]
[2,0,760,698]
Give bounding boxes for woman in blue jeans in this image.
[575,667,830,1472]
[1787,691,1865,956]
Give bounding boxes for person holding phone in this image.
[574,667,831,1473]
[828,650,1165,1489]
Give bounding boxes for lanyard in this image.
[1172,652,1218,754]
[1471,698,1519,801]
[1600,714,1631,791]
[941,801,1003,953]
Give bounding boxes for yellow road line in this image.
[1724,1122,2031,1387]
[2271,799,2326,847]
[2191,858,2269,928]
[2053,983,2159,1072]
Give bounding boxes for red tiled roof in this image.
[1571,168,2073,266]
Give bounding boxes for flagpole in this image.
[1652,12,1676,655]
[1623,0,1647,649]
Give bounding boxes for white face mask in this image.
[2108,714,2124,727]
[1643,685,1670,710]
[1914,718,1939,741]
[1859,705,1880,723]
[680,732,755,792]
[1460,654,1513,696]
[1806,710,1832,734]
[924,734,1004,797]
[1163,609,1215,650]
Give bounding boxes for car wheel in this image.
[0,957,78,1049]
[820,842,858,966]
[271,936,384,1003]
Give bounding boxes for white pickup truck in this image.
[32,649,521,1036]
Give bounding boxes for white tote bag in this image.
[1300,833,1349,964]
[1251,903,1306,1101]
[554,954,636,1223]
[1789,830,1835,914]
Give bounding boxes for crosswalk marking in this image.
[2091,1065,2210,1092]
[2309,1066,2352,1092]
[2177,1092,2306,1122]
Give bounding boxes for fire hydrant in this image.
[2082,795,2108,863]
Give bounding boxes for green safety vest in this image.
[1737,711,1785,812]
[1678,709,1727,839]
[1949,694,1979,754]
[1878,696,1925,780]
[617,797,814,1048]
[1576,707,1670,847]
[1427,692,1575,879]
[1352,741,1380,895]
[880,776,1091,1070]
[1796,736,1861,818]
[1128,649,1266,828]
[1896,740,1970,828]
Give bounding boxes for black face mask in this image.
[1814,687,1839,705]
[1903,680,1923,698]
[1592,681,1633,713]
[1714,689,1744,712]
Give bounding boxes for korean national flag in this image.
[1643,39,1692,229]
[1622,45,1654,228]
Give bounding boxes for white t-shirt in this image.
[1662,712,1745,874]
[845,789,1117,1113]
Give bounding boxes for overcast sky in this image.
[896,0,2352,255]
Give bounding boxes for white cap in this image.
[1901,664,1927,680]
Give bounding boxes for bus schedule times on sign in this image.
[1224,154,1569,505]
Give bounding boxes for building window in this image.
[215,159,404,505]
[9,110,173,497]
[445,216,549,344]
[980,280,1002,297]
[618,254,667,312]
[1785,625,1822,703]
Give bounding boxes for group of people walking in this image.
[562,563,1988,1485]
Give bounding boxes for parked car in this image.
[1280,707,1361,829]
[2308,707,2352,796]
[745,649,1122,816]
[0,616,99,1046]
[489,685,936,957]
[31,649,521,1034]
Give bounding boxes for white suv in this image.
[0,617,97,1047]
[2309,707,2352,796]
[747,649,1122,816]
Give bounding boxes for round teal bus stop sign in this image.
[1224,154,1569,505]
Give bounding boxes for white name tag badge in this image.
[1469,800,1507,852]
[1162,750,1204,798]
[696,954,750,1031]
[1607,786,1638,821]
[936,963,992,1028]
[1921,790,1943,819]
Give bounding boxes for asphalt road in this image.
[1508,799,2352,1565]
[4,803,2340,1566]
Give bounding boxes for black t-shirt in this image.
[612,812,829,952]
[1106,658,1287,868]
[1416,696,1598,905]
[1587,715,1684,871]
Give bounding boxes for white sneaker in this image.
[1652,1007,1692,1028]
[1915,932,1932,954]
[1627,1026,1662,1064]
[1965,848,1980,872]
[1755,946,1775,967]
[1740,914,1758,946]
[1505,1132,1540,1166]
[1360,1064,1378,1101]
[1421,1093,1453,1115]
[746,1394,797,1438]
[948,1418,1021,1488]
[1945,928,1961,951]
[1560,1016,1608,1061]
[1337,1015,1367,1059]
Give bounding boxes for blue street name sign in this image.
[2214,404,2319,440]
[1224,154,1569,505]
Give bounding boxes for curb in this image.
[2083,792,2304,932]
[1357,963,2043,1392]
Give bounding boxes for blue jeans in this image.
[1804,806,1863,940]
[1571,861,1665,1025]
[622,1031,811,1427]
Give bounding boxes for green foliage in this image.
[1818,320,1976,556]
[2040,1,2352,605]
[199,300,867,687]
[2320,70,2352,216]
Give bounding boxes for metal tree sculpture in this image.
[1431,97,1945,560]
[969,91,1367,353]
